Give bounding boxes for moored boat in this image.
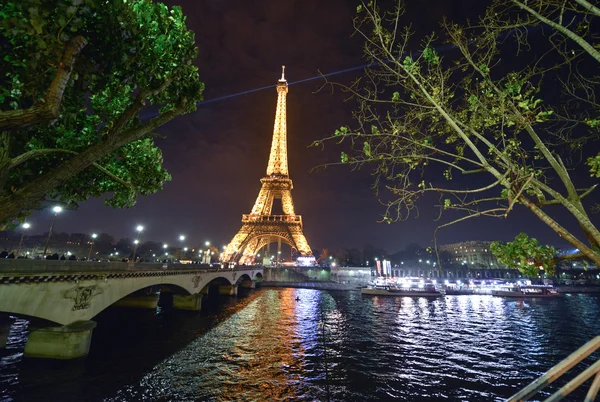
[491,285,560,298]
[361,284,442,297]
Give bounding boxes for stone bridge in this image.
[0,260,263,359]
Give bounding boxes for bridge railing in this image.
[508,335,600,401]
[0,259,263,274]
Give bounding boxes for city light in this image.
[16,222,31,257]
[87,233,98,261]
[179,235,185,241]
[44,206,64,256]
[132,225,144,262]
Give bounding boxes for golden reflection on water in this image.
[216,288,310,401]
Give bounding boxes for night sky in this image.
[26,0,594,252]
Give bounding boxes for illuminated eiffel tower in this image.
[221,67,313,264]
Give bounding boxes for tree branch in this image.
[572,0,600,17]
[9,148,133,188]
[107,74,179,143]
[0,36,88,131]
[9,148,76,169]
[512,0,600,62]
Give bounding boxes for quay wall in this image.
[262,267,331,283]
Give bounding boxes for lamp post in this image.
[131,225,144,262]
[132,239,140,262]
[16,222,31,258]
[87,233,97,261]
[203,241,210,264]
[163,244,168,260]
[43,206,63,256]
[178,235,185,260]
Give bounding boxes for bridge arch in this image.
[0,269,250,326]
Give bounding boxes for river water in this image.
[1,288,600,401]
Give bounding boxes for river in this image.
[1,288,599,401]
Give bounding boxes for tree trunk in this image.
[0,36,87,131]
[519,195,600,267]
[0,132,9,194]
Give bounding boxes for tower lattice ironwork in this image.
[221,67,312,264]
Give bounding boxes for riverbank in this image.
[260,281,600,294]
[557,286,600,294]
[260,281,358,290]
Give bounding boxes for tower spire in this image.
[266,67,289,176]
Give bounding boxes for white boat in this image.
[491,285,560,298]
[361,278,442,297]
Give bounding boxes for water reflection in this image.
[1,290,599,401]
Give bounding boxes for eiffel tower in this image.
[221,67,312,264]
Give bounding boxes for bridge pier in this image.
[24,320,96,359]
[113,294,159,309]
[172,294,202,311]
[218,284,238,296]
[238,279,256,289]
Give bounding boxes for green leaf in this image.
[363,141,371,157]
[422,47,439,64]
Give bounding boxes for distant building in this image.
[439,240,506,269]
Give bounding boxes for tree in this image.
[492,233,557,277]
[314,0,600,267]
[0,0,203,226]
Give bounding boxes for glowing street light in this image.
[87,233,98,261]
[132,225,144,262]
[16,222,31,257]
[178,235,186,260]
[43,206,63,256]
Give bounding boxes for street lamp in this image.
[16,222,31,258]
[132,239,140,262]
[132,225,144,262]
[87,233,97,261]
[43,206,63,256]
[178,235,186,260]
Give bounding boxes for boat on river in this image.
[491,284,560,298]
[361,278,442,297]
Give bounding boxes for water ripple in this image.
[2,290,600,401]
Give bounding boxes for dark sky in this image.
[26,0,595,252]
